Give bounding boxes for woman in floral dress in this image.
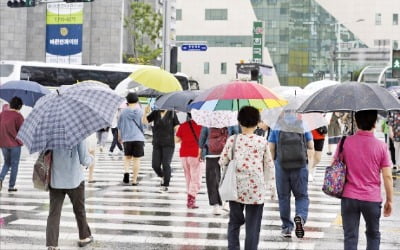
[219,106,275,250]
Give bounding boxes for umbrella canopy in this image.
[154,90,201,112]
[0,80,50,107]
[262,95,328,133]
[297,82,400,113]
[114,77,142,96]
[303,79,339,94]
[17,81,125,154]
[129,67,183,93]
[190,80,287,111]
[189,80,287,128]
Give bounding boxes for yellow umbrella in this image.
[129,67,183,93]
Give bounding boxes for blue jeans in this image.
[275,163,309,230]
[0,146,22,188]
[341,197,382,250]
[227,201,264,250]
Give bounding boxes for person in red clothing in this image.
[0,97,24,192]
[308,126,327,182]
[175,113,203,209]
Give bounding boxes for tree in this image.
[124,1,163,65]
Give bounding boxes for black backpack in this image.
[277,131,308,169]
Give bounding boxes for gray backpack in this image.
[277,131,308,169]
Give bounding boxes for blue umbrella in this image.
[0,80,50,107]
[154,90,201,112]
[17,81,125,154]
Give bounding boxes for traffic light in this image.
[393,50,400,78]
[7,0,35,8]
[64,0,94,2]
[170,46,178,74]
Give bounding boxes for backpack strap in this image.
[188,120,199,145]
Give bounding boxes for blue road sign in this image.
[181,44,208,51]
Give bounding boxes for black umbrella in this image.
[297,82,400,113]
[154,90,201,112]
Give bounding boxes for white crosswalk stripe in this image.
[1,142,341,249]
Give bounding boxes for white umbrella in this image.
[303,79,340,94]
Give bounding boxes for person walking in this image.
[46,140,94,249]
[0,97,24,192]
[118,92,145,185]
[327,112,342,155]
[145,107,180,191]
[199,125,239,215]
[175,113,203,209]
[268,112,313,239]
[337,110,393,250]
[96,127,109,152]
[308,126,327,182]
[109,108,124,156]
[219,106,275,250]
[86,133,97,183]
[388,111,400,173]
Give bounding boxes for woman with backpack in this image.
[199,125,239,215]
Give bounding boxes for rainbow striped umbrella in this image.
[189,80,287,128]
[190,81,287,111]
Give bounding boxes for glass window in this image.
[176,9,182,21]
[204,62,210,74]
[205,9,228,20]
[221,62,227,74]
[0,64,13,77]
[375,13,382,25]
[394,40,399,50]
[393,14,398,25]
[177,62,181,72]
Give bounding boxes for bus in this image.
[0,60,199,90]
[0,60,134,89]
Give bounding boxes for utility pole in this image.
[162,0,170,71]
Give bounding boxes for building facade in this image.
[175,0,400,88]
[1,0,399,89]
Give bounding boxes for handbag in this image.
[32,150,52,191]
[322,136,347,198]
[218,134,238,201]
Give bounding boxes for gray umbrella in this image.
[297,82,400,113]
[154,90,201,112]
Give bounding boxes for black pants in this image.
[205,157,222,206]
[152,145,175,187]
[109,127,123,152]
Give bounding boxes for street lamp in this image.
[336,18,365,82]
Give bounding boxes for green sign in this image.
[393,50,400,78]
[252,21,264,64]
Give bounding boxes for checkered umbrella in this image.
[17,81,125,154]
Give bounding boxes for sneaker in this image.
[294,215,305,238]
[77,235,93,247]
[108,151,114,156]
[8,187,17,192]
[281,228,292,238]
[212,205,222,215]
[327,152,332,156]
[160,186,168,192]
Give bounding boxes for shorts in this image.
[123,141,145,157]
[313,139,324,151]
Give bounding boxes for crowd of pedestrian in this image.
[0,91,395,250]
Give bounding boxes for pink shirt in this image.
[337,130,391,202]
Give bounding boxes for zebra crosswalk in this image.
[0,143,341,249]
